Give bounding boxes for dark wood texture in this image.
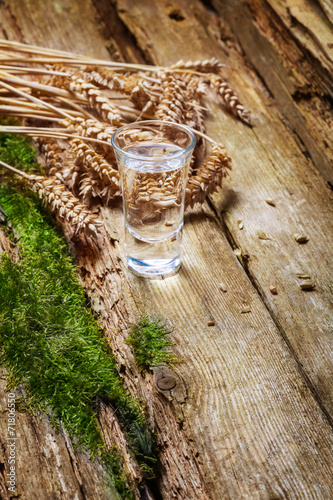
[0,0,332,498]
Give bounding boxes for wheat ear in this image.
[71,139,119,182]
[0,160,103,236]
[83,68,154,111]
[51,73,125,126]
[155,72,187,123]
[170,57,224,73]
[42,141,65,176]
[70,139,120,204]
[81,67,127,92]
[209,75,251,126]
[185,143,232,208]
[63,118,117,163]
[63,117,116,141]
[41,139,82,192]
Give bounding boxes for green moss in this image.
[0,120,43,174]
[0,187,144,496]
[126,316,178,371]
[0,130,156,497]
[103,448,133,498]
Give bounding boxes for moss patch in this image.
[0,131,156,498]
[126,316,178,371]
[0,120,42,174]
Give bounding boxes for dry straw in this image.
[0,40,253,236]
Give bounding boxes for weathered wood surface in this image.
[0,376,120,500]
[1,0,333,499]
[213,0,333,185]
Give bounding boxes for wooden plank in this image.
[213,0,333,186]
[0,2,209,497]
[109,0,333,418]
[208,0,333,418]
[65,216,210,499]
[73,4,332,496]
[0,376,120,499]
[1,0,333,498]
[72,203,333,499]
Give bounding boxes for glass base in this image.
[125,226,182,279]
[127,256,181,278]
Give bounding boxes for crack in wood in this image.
[91,0,154,65]
[286,4,333,65]
[63,428,85,493]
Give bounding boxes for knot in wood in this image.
[157,376,177,391]
[154,366,178,392]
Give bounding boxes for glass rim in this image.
[111,120,196,161]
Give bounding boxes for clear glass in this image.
[112,120,196,278]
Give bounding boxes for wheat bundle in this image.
[0,39,252,236]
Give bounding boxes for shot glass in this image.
[111,120,196,278]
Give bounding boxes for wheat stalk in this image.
[0,78,73,120]
[0,125,113,147]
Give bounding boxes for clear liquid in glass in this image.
[120,142,189,277]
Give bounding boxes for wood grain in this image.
[214,0,333,185]
[208,0,333,418]
[111,0,333,416]
[0,0,333,498]
[0,376,120,499]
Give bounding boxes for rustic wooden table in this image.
[0,0,332,499]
